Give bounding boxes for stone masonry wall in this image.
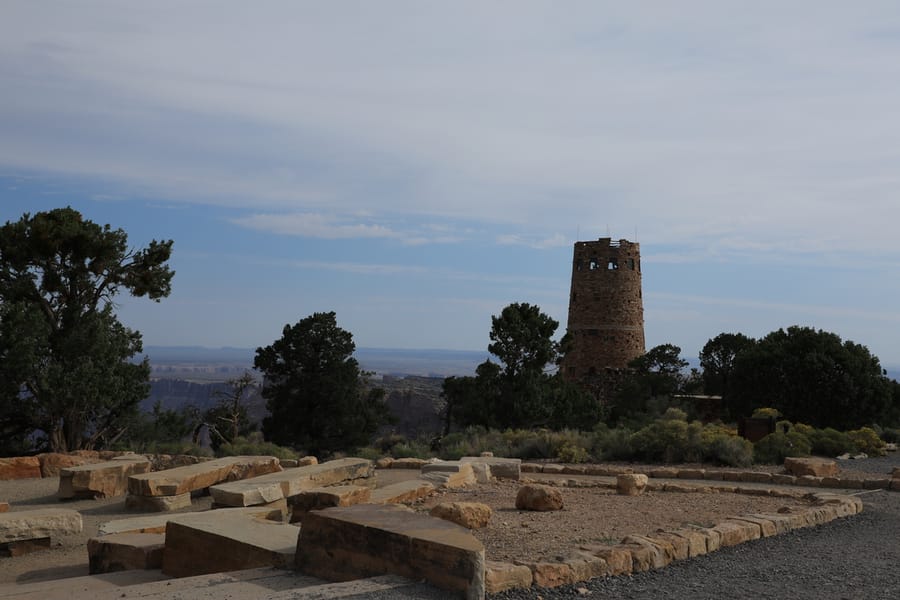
[562,238,645,380]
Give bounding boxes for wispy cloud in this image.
[231,213,401,240]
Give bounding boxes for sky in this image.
[3,2,900,367]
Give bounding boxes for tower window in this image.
[607,258,618,270]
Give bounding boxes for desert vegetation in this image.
[2,207,899,468]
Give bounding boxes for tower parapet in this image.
[562,237,645,381]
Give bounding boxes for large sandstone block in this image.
[296,503,485,600]
[0,456,41,480]
[1,508,82,543]
[0,502,8,513]
[617,473,649,496]
[578,544,633,576]
[38,453,97,477]
[430,502,492,529]
[420,461,476,489]
[460,456,522,480]
[59,457,151,499]
[98,505,286,535]
[128,455,282,497]
[784,457,839,477]
[485,561,533,594]
[209,458,373,507]
[87,532,165,573]
[162,510,299,577]
[125,492,192,512]
[369,479,435,504]
[516,484,563,511]
[515,561,575,588]
[288,485,372,522]
[711,519,762,547]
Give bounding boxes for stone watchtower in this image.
[561,238,645,385]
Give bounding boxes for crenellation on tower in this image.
[562,237,645,383]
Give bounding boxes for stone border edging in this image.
[484,486,864,593]
[519,463,899,491]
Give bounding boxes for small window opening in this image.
[607,257,618,270]
[589,258,600,270]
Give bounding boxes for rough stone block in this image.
[289,485,372,522]
[485,561,533,593]
[38,453,96,478]
[1,537,51,557]
[0,456,41,480]
[784,457,839,477]
[98,505,286,536]
[617,473,649,496]
[0,502,8,513]
[461,456,522,480]
[59,457,151,499]
[562,551,609,580]
[0,508,82,544]
[370,480,435,504]
[163,510,299,577]
[520,463,542,473]
[677,469,705,480]
[210,458,373,507]
[420,461,476,489]
[516,484,564,511]
[125,492,192,512]
[579,544,632,575]
[87,532,165,573]
[296,504,485,600]
[730,515,777,537]
[740,471,773,483]
[516,561,575,588]
[541,464,565,474]
[390,458,427,469]
[772,474,797,485]
[650,531,690,560]
[430,502,492,529]
[621,535,673,570]
[712,519,761,547]
[128,455,282,497]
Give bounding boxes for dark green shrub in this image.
[705,434,754,467]
[630,419,691,463]
[880,427,900,444]
[806,427,854,457]
[753,431,811,464]
[597,427,634,460]
[556,443,591,463]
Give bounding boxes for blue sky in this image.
[3,2,900,367]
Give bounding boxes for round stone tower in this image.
[562,237,645,381]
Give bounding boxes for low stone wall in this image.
[520,463,897,492]
[485,488,863,593]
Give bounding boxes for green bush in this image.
[752,407,781,419]
[556,443,590,463]
[705,434,754,468]
[880,427,900,444]
[597,427,634,461]
[806,427,854,457]
[217,432,298,460]
[848,427,886,456]
[753,431,811,464]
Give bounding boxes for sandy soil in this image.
[414,480,807,563]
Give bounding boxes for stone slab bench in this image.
[420,460,476,489]
[369,479,435,504]
[97,505,286,536]
[124,455,281,511]
[87,532,165,574]
[288,485,371,523]
[296,503,485,600]
[209,457,373,508]
[162,509,300,578]
[59,456,151,499]
[1,508,83,556]
[460,456,521,481]
[0,456,41,480]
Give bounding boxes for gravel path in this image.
[492,453,900,600]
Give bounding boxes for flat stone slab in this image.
[125,492,192,512]
[0,508,83,544]
[420,461,476,489]
[0,570,170,600]
[209,457,373,507]
[296,503,485,599]
[87,532,165,573]
[162,509,300,577]
[128,455,282,497]
[98,505,286,535]
[370,480,435,504]
[784,457,839,478]
[59,457,151,499]
[288,485,372,522]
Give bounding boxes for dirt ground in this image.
[1,468,810,585]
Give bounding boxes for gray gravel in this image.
[491,453,900,600]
